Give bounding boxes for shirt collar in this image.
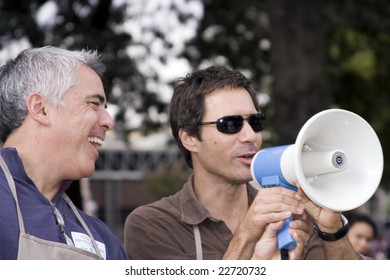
[0,147,71,197]
[1,147,34,184]
[179,174,259,225]
[179,174,210,225]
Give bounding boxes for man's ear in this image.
[179,128,198,153]
[26,92,49,125]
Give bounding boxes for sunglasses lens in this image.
[248,114,265,132]
[217,116,243,134]
[209,114,265,134]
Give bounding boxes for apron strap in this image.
[62,193,103,259]
[193,225,203,260]
[0,155,26,233]
[0,154,102,259]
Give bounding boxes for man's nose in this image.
[101,109,114,131]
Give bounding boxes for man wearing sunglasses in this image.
[124,66,364,260]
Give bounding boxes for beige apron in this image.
[0,155,103,260]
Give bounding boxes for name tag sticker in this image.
[71,232,106,259]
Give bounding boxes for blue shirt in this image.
[0,147,127,260]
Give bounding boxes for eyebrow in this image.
[88,94,108,109]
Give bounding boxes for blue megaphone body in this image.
[251,145,298,251]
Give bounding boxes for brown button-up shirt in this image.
[124,175,358,260]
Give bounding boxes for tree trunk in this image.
[268,0,330,144]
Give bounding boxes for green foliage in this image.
[0,0,165,141]
[143,158,190,199]
[324,0,390,189]
[184,0,270,87]
[185,0,390,190]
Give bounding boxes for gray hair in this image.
[0,46,105,142]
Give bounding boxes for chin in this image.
[231,176,251,185]
[80,165,95,178]
[237,172,252,183]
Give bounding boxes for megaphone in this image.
[250,109,384,251]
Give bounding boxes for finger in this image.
[289,226,310,245]
[262,221,285,238]
[288,229,310,260]
[295,183,309,202]
[289,218,309,233]
[249,211,293,226]
[295,183,322,219]
[257,186,301,204]
[251,201,304,216]
[253,190,305,215]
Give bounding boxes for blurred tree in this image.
[183,0,271,111]
[0,0,165,142]
[269,0,330,143]
[184,0,390,190]
[184,0,329,143]
[324,0,390,189]
[144,158,189,198]
[183,0,269,82]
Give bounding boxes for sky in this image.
[119,0,203,131]
[123,0,203,103]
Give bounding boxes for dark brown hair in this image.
[169,65,260,168]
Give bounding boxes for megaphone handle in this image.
[277,217,297,250]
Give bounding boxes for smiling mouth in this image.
[241,154,255,159]
[88,137,103,148]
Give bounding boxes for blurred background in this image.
[1,0,390,259]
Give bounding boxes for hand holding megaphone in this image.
[250,109,384,251]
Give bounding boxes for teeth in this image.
[88,137,103,148]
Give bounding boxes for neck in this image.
[193,173,249,233]
[4,135,62,201]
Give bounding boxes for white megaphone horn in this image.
[250,109,384,251]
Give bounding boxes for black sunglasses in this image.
[199,113,265,134]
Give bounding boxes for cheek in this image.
[200,138,226,160]
[202,132,225,147]
[257,133,263,147]
[211,138,231,151]
[201,132,235,156]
